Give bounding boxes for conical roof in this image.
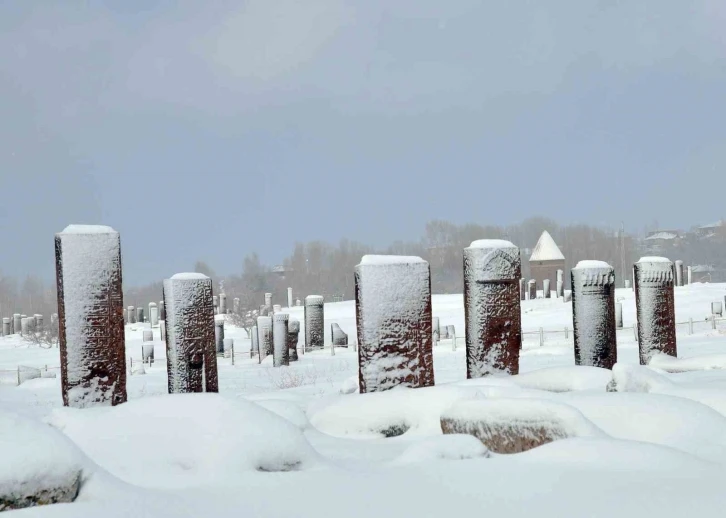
[529,231,565,262]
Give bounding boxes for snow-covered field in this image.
[4,283,726,516]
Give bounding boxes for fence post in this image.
[331,342,335,356]
[17,366,20,386]
[713,316,717,330]
[452,333,457,352]
[231,346,235,366]
[539,327,544,347]
[689,318,693,335]
[564,326,568,339]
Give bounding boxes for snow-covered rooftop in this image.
[467,239,516,250]
[359,255,427,266]
[698,220,724,229]
[529,231,565,262]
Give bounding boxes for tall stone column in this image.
[519,279,525,301]
[257,316,273,358]
[355,255,434,393]
[288,319,300,361]
[543,279,551,298]
[634,257,677,365]
[163,273,218,393]
[571,261,617,369]
[215,319,225,353]
[674,260,684,287]
[13,314,20,334]
[463,240,521,377]
[687,266,692,285]
[128,306,136,324]
[304,295,325,351]
[148,302,159,327]
[527,280,536,300]
[287,287,293,308]
[219,293,227,315]
[55,225,126,407]
[273,313,290,367]
[556,269,564,298]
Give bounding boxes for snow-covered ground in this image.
[3,283,726,516]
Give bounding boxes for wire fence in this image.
[2,316,724,386]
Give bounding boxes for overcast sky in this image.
[1,0,725,285]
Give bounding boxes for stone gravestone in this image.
[142,329,154,365]
[571,261,617,369]
[304,295,325,351]
[148,302,159,327]
[615,302,623,329]
[287,287,293,308]
[215,320,225,354]
[219,293,227,315]
[331,323,348,346]
[543,279,551,299]
[163,273,218,393]
[13,314,20,334]
[355,255,434,393]
[519,278,526,302]
[463,240,521,378]
[159,300,165,321]
[128,306,136,324]
[556,269,564,298]
[136,307,144,324]
[34,314,43,331]
[257,316,273,358]
[528,279,536,300]
[250,325,259,357]
[55,225,126,407]
[2,318,10,336]
[634,257,677,365]
[223,338,234,358]
[288,319,300,361]
[675,260,684,287]
[273,313,290,367]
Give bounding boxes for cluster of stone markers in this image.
[52,225,683,408]
[1,313,56,337]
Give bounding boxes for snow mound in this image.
[556,392,726,461]
[309,385,484,438]
[649,352,726,372]
[47,394,320,489]
[511,366,613,392]
[255,399,310,430]
[441,399,604,453]
[0,411,84,511]
[391,434,490,465]
[518,437,715,471]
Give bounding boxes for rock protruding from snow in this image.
[440,399,604,454]
[634,257,677,365]
[571,261,617,369]
[355,255,434,393]
[463,241,522,377]
[273,313,290,367]
[163,275,218,394]
[304,295,324,351]
[0,411,84,511]
[55,225,126,408]
[288,318,300,361]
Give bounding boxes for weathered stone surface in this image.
[519,278,525,301]
[273,313,290,367]
[571,261,617,369]
[556,269,564,298]
[257,316,273,358]
[463,240,521,377]
[163,273,218,393]
[527,279,536,300]
[215,320,225,354]
[148,302,159,327]
[304,295,324,351]
[355,255,434,393]
[288,319,300,362]
[55,225,126,408]
[440,399,601,454]
[634,257,677,365]
[543,279,551,298]
[331,323,348,346]
[127,306,135,324]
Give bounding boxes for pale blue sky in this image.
[1,1,725,285]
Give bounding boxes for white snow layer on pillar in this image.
[273,313,290,367]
